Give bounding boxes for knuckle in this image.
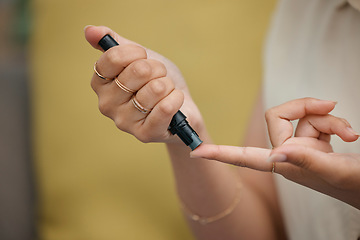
[149,79,167,96]
[231,147,246,167]
[136,131,152,143]
[156,61,167,77]
[114,116,126,131]
[290,147,308,168]
[132,60,152,78]
[106,45,147,67]
[297,150,312,170]
[90,79,98,93]
[297,157,309,169]
[238,147,247,167]
[123,45,147,62]
[130,44,147,58]
[174,89,185,104]
[265,108,274,122]
[147,60,167,78]
[338,117,350,126]
[300,97,314,105]
[157,100,177,116]
[106,48,123,67]
[98,98,113,117]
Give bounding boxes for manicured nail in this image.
[323,100,338,105]
[347,127,360,136]
[84,25,94,31]
[267,153,287,163]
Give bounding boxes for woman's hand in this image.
[85,25,203,143]
[190,98,360,209]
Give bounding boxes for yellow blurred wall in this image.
[30,0,276,239]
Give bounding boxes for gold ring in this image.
[94,62,114,81]
[114,78,136,94]
[131,96,151,114]
[271,162,276,174]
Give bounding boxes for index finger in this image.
[265,98,337,147]
[190,144,272,172]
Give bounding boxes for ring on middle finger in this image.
[114,78,136,94]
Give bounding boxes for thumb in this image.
[84,25,139,51]
[271,144,335,176]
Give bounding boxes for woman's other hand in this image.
[191,98,360,209]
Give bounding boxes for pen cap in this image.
[98,34,119,51]
[169,111,202,150]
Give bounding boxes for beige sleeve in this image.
[348,0,360,10]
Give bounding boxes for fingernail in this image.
[323,100,338,105]
[267,153,287,163]
[84,25,94,31]
[347,127,360,136]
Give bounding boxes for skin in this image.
[85,25,201,144]
[191,98,360,210]
[85,25,284,239]
[85,25,359,239]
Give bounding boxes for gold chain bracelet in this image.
[180,182,242,225]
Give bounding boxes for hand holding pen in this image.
[85,25,203,149]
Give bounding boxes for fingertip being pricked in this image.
[189,144,213,159]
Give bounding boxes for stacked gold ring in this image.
[94,62,151,114]
[94,62,114,81]
[131,96,152,114]
[114,78,136,94]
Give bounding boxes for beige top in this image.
[264,0,360,239]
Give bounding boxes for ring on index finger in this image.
[271,162,276,174]
[94,62,115,81]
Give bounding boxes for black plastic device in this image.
[98,34,202,150]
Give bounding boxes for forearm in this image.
[85,26,283,239]
[167,125,240,239]
[240,92,287,239]
[166,122,280,239]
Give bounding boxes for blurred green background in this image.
[1,0,276,239]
